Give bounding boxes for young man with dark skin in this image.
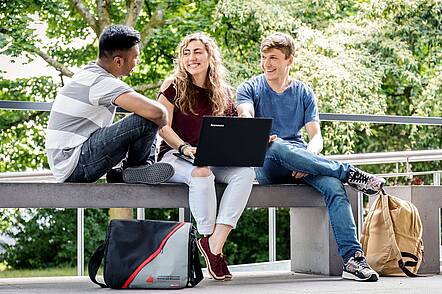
[46,25,174,184]
[237,32,385,282]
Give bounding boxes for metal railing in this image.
[267,150,442,263]
[2,149,442,271]
[2,100,442,273]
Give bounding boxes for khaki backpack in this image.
[360,191,424,277]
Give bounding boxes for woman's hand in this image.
[183,146,197,159]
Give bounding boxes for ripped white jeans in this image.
[160,150,255,234]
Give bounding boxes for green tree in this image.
[214,0,388,154]
[0,0,217,172]
[0,208,108,269]
[1,0,441,269]
[0,0,219,269]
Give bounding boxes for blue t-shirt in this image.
[236,74,319,148]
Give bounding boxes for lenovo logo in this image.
[210,124,224,127]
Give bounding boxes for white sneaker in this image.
[342,251,379,282]
[347,167,385,195]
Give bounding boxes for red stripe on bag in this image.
[121,222,186,288]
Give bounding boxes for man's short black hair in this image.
[98,25,141,58]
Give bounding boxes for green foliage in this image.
[0,114,48,171]
[0,77,57,171]
[1,0,441,269]
[0,208,108,269]
[223,208,290,264]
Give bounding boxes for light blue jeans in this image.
[255,138,362,263]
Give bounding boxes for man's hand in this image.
[306,146,320,155]
[237,103,254,118]
[269,134,278,143]
[292,171,309,179]
[305,121,323,155]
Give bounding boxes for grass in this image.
[0,267,81,278]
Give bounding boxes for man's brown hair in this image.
[260,32,295,59]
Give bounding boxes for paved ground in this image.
[0,270,440,294]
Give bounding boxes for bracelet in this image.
[178,142,190,155]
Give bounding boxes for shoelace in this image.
[350,170,370,184]
[353,256,370,270]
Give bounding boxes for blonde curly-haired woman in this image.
[157,32,254,281]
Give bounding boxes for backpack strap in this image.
[360,195,379,252]
[380,192,403,262]
[399,252,427,277]
[88,242,108,288]
[188,241,204,287]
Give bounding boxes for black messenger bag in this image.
[88,219,203,289]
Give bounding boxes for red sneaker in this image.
[197,236,226,281]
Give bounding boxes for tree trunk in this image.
[109,208,133,219]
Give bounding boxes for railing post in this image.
[178,208,185,222]
[406,160,413,180]
[77,208,84,276]
[357,192,364,238]
[268,207,276,262]
[136,208,145,220]
[433,172,441,186]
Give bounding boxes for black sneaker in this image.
[347,167,385,196]
[106,167,124,183]
[343,251,379,282]
[122,162,174,184]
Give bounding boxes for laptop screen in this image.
[193,116,272,167]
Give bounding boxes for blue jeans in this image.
[255,139,362,262]
[66,114,157,183]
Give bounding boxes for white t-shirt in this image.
[45,62,133,182]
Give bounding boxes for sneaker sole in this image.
[342,271,379,282]
[196,239,226,281]
[122,163,174,185]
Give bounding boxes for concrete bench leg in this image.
[402,186,440,274]
[290,207,342,275]
[290,188,359,276]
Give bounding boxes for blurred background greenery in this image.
[0,0,441,274]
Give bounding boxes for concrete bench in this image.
[1,182,439,275]
[0,182,360,276]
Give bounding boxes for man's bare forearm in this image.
[115,92,168,127]
[237,103,255,118]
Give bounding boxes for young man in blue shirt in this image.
[237,32,384,282]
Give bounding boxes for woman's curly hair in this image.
[173,32,230,115]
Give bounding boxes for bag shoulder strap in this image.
[188,241,204,287]
[187,226,203,287]
[88,242,108,288]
